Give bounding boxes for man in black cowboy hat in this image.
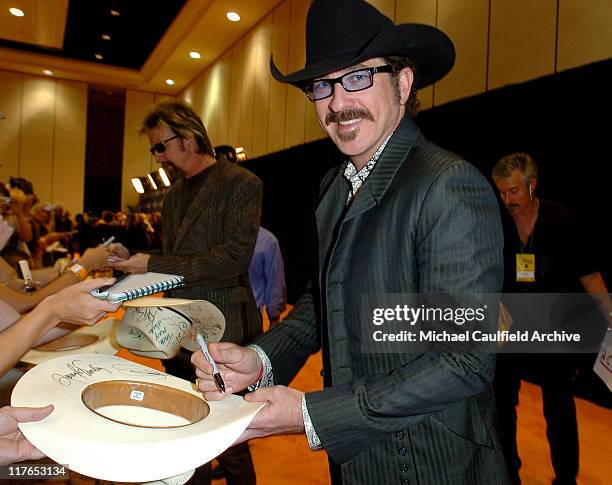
[194,1,509,483]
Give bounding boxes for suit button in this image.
[402,479,410,485]
[397,446,407,456]
[400,464,408,473]
[395,431,404,440]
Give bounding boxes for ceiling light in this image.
[95,53,103,60]
[189,51,201,59]
[165,79,175,86]
[110,9,120,16]
[226,12,241,22]
[131,178,145,194]
[43,69,53,76]
[9,8,24,17]
[101,34,111,41]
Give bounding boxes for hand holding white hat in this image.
[0,405,53,465]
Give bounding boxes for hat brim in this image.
[12,354,265,482]
[271,23,455,90]
[20,319,119,365]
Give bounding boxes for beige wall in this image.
[3,2,610,216]
[0,69,86,215]
[180,0,612,159]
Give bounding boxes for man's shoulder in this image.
[539,199,577,227]
[403,141,484,185]
[217,161,262,186]
[258,226,281,248]
[413,141,467,172]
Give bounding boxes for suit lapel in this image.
[316,165,350,273]
[172,163,222,253]
[162,182,182,254]
[344,115,424,222]
[315,115,425,270]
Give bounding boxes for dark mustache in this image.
[325,107,374,126]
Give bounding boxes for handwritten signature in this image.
[112,364,167,379]
[132,307,158,325]
[52,360,112,386]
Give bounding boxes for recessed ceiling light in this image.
[226,12,240,22]
[165,79,175,86]
[9,8,25,17]
[110,9,120,16]
[94,53,103,60]
[43,69,53,76]
[189,51,201,59]
[101,34,111,41]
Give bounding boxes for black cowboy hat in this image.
[270,0,455,89]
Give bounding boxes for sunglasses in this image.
[149,134,180,155]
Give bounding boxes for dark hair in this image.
[383,56,419,117]
[9,176,34,195]
[215,145,237,163]
[141,101,215,157]
[101,210,114,223]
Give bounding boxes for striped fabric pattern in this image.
[255,115,511,484]
[148,160,263,345]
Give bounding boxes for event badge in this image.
[516,253,535,282]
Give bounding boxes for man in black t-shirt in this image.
[492,153,610,485]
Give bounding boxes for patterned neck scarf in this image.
[343,132,394,204]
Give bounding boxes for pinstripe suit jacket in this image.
[255,115,510,484]
[148,160,263,345]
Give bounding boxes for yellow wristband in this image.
[69,263,88,281]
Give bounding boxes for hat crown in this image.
[270,0,455,89]
[305,0,393,69]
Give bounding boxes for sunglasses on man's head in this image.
[149,134,180,155]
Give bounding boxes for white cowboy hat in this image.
[116,297,226,359]
[11,353,264,483]
[20,318,119,365]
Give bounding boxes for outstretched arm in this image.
[0,245,109,314]
[0,278,120,377]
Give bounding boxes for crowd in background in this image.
[1,176,162,273]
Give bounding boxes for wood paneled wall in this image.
[0,70,86,215]
[179,0,612,159]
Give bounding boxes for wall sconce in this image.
[236,147,247,162]
[147,173,158,191]
[131,177,145,194]
[132,169,172,194]
[158,167,172,187]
